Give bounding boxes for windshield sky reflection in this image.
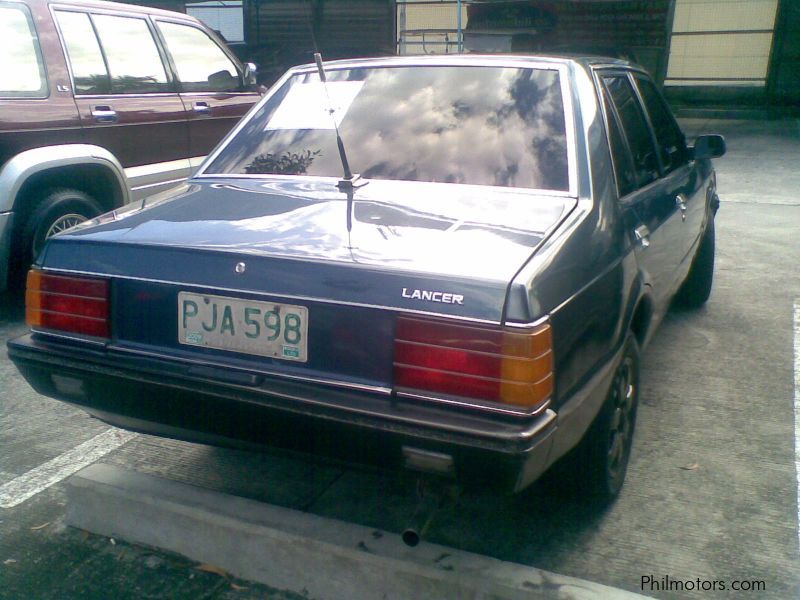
[208,66,569,191]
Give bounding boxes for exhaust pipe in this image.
[401,480,459,547]
[402,490,438,547]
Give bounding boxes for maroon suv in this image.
[0,0,261,290]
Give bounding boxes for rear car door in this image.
[154,19,259,169]
[0,1,82,160]
[54,8,191,197]
[632,74,704,270]
[599,72,685,306]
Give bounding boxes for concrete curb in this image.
[66,464,651,600]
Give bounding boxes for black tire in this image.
[557,333,641,503]
[22,188,103,261]
[675,219,715,308]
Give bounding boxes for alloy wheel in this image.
[606,356,637,490]
[45,213,89,238]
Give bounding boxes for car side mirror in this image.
[243,62,258,87]
[209,69,238,91]
[692,134,726,160]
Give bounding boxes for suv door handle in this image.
[675,194,688,221]
[91,106,117,123]
[193,101,212,115]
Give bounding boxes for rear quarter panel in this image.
[509,62,642,413]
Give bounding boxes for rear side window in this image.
[0,2,47,97]
[56,11,109,94]
[157,21,240,92]
[601,89,637,198]
[92,14,169,94]
[602,75,660,190]
[635,76,688,174]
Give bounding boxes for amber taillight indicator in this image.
[393,316,553,412]
[26,270,110,338]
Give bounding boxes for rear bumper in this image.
[8,333,566,492]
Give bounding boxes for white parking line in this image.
[794,300,800,550]
[0,428,137,508]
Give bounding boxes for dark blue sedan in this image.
[8,55,724,501]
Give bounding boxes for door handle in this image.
[193,101,212,115]
[634,224,650,248]
[675,194,688,221]
[91,106,117,123]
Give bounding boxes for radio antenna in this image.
[313,53,361,192]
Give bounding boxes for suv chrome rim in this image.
[46,213,88,238]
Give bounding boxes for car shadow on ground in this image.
[105,429,611,572]
[0,289,25,324]
[195,441,611,569]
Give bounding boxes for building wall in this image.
[125,0,796,108]
[397,0,797,108]
[246,0,395,84]
[397,1,673,83]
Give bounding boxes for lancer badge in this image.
[401,287,463,305]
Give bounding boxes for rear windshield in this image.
[206,65,570,191]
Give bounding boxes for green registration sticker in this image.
[186,331,204,344]
[177,292,308,362]
[282,346,301,359]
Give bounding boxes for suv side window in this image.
[635,76,689,174]
[0,2,47,97]
[601,75,660,190]
[157,21,240,92]
[56,11,110,95]
[91,14,169,94]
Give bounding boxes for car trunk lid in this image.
[45,177,575,315]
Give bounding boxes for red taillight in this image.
[393,316,553,412]
[26,270,110,338]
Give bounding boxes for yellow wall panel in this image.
[667,32,773,82]
[672,0,778,32]
[403,3,466,30]
[668,0,778,85]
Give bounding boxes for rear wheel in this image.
[556,333,640,502]
[675,218,715,308]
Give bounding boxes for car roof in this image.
[290,53,644,75]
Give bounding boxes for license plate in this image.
[178,292,308,362]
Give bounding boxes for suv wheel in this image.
[24,188,103,260]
